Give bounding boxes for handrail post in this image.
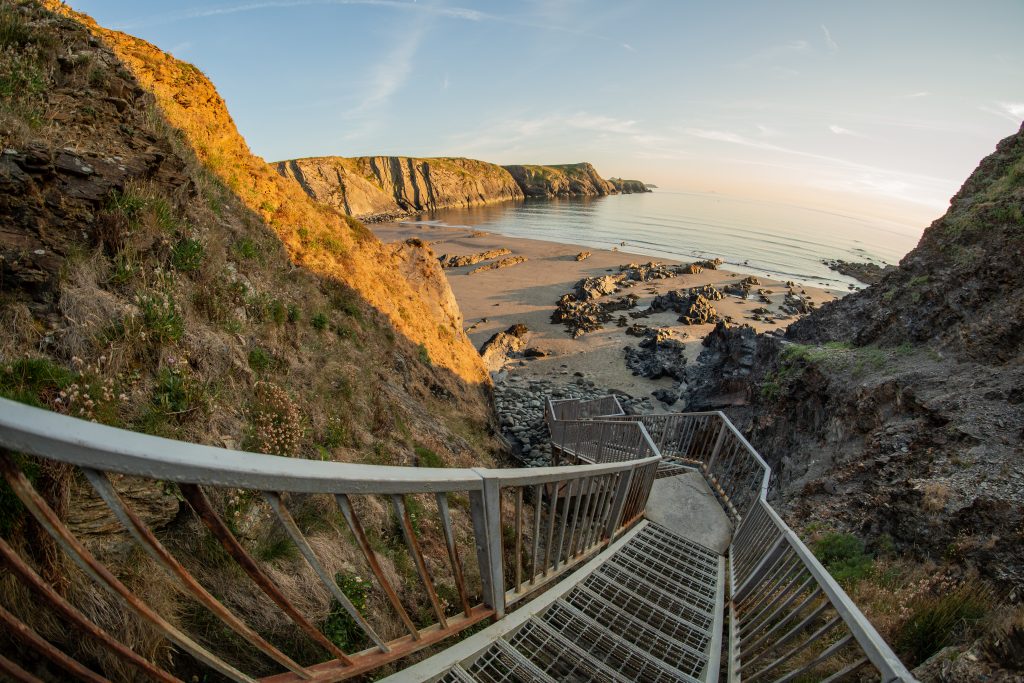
[472,471,506,619]
[605,468,635,541]
[705,415,729,471]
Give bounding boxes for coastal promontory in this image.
[274,156,650,221]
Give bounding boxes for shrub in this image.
[247,347,272,373]
[897,582,992,664]
[414,445,444,468]
[152,367,201,414]
[813,532,873,586]
[246,382,301,456]
[417,343,431,366]
[286,304,300,324]
[322,572,371,652]
[269,300,287,325]
[233,237,259,260]
[311,312,329,331]
[170,238,204,272]
[139,292,184,343]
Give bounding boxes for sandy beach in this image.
[372,222,840,405]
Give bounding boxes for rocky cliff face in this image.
[503,162,650,198]
[275,155,524,220]
[276,157,651,221]
[683,125,1024,671]
[0,2,501,675]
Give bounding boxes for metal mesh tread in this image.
[438,523,724,682]
[465,638,558,683]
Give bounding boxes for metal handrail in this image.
[0,396,660,682]
[596,402,915,682]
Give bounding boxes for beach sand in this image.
[371,222,839,406]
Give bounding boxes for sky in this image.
[73,0,1024,229]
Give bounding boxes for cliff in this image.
[502,162,650,198]
[274,155,524,221]
[0,1,501,675]
[683,124,1024,672]
[275,157,651,221]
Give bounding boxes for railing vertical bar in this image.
[0,538,180,683]
[565,475,589,561]
[82,471,310,677]
[264,491,388,652]
[513,487,523,594]
[435,493,473,618]
[0,653,43,683]
[0,456,255,683]
[530,483,542,584]
[0,604,109,683]
[179,484,350,666]
[480,476,505,619]
[390,495,448,628]
[336,493,420,639]
[553,477,574,569]
[541,481,560,575]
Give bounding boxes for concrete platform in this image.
[643,471,733,555]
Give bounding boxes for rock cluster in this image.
[646,286,723,325]
[575,251,592,261]
[468,255,527,274]
[723,276,761,298]
[437,248,511,268]
[551,293,638,337]
[623,327,688,380]
[478,324,530,372]
[493,374,653,466]
[822,258,895,285]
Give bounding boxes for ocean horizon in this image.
[392,190,930,291]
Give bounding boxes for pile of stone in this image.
[575,251,592,261]
[724,275,761,298]
[646,286,723,325]
[437,248,511,268]
[624,327,688,380]
[780,293,814,315]
[551,293,638,337]
[493,374,652,466]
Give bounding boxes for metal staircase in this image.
[0,395,915,682]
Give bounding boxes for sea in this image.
[389,191,930,292]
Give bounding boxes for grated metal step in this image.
[438,522,725,682]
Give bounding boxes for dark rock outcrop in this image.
[502,162,650,198]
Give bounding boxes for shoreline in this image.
[370,222,840,408]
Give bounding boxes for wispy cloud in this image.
[828,124,865,137]
[737,40,810,68]
[116,1,484,29]
[115,0,634,50]
[820,24,838,53]
[345,26,423,117]
[902,91,931,98]
[980,101,1024,122]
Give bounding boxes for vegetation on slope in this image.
[0,0,502,677]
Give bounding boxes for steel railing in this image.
[595,405,914,682]
[0,397,659,683]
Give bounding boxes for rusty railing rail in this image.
[0,397,658,682]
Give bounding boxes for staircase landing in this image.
[645,470,733,554]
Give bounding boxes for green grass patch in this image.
[414,445,444,468]
[139,292,184,343]
[311,312,329,331]
[170,238,204,272]
[896,583,993,665]
[233,237,260,261]
[322,572,372,652]
[152,367,202,415]
[417,343,431,366]
[813,533,874,586]
[0,357,74,407]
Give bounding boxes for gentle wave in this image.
[394,191,926,290]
